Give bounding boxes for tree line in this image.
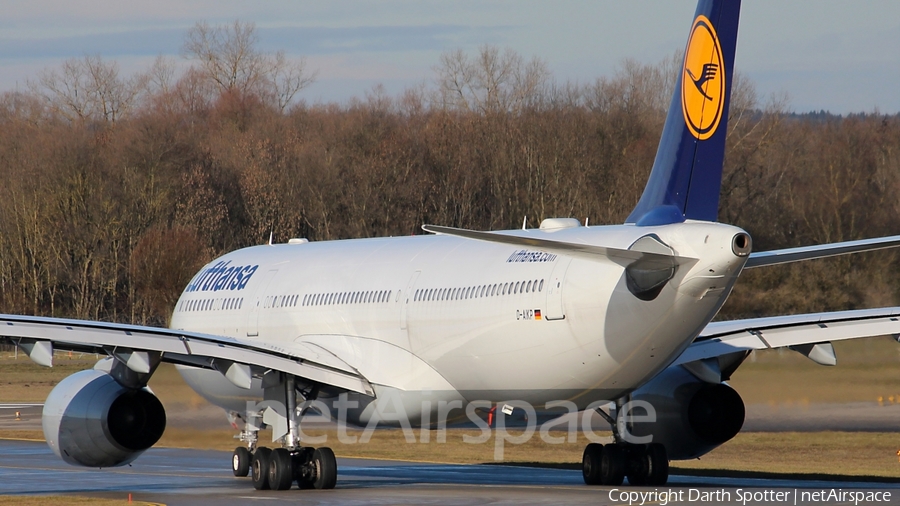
[1,21,898,326]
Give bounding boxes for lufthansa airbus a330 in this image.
[4,0,900,491]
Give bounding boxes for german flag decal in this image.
[535,309,542,320]
[681,14,725,140]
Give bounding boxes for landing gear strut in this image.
[582,400,668,486]
[235,374,338,491]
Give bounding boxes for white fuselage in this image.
[170,221,748,424]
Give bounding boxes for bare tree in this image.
[435,45,550,113]
[182,20,315,111]
[183,21,265,94]
[268,50,316,111]
[31,55,146,123]
[146,55,177,97]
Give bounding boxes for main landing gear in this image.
[582,401,668,486]
[242,445,337,490]
[232,375,338,491]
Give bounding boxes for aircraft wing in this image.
[0,314,374,396]
[745,235,900,268]
[676,307,900,368]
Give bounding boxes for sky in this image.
[1,0,899,114]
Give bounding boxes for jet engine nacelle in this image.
[42,369,166,467]
[627,365,744,460]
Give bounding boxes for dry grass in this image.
[673,432,900,479]
[0,497,153,505]
[0,354,99,402]
[729,336,900,404]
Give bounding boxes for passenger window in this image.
[539,279,544,292]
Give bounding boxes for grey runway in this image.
[1,440,900,506]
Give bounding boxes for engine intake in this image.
[42,369,166,467]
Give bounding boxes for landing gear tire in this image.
[312,447,338,490]
[625,444,649,485]
[232,447,251,477]
[645,443,669,486]
[268,448,294,491]
[582,443,604,485]
[582,442,669,487]
[294,449,315,489]
[251,447,272,490]
[600,444,625,486]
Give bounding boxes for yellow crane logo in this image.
[681,15,725,140]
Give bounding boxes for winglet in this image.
[626,0,741,225]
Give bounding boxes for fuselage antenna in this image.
[522,216,527,230]
[268,231,274,246]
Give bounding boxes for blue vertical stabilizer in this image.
[626,0,741,225]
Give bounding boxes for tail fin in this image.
[626,0,741,226]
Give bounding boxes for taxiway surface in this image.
[1,439,899,506]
